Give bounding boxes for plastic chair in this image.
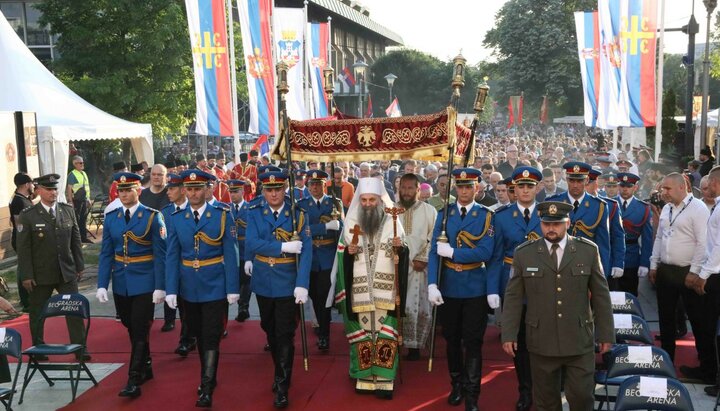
[87,194,108,235]
[595,345,676,410]
[613,314,653,346]
[614,375,694,411]
[19,294,97,404]
[0,328,22,411]
[610,292,645,319]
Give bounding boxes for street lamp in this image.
[700,0,717,150]
[384,73,397,101]
[353,60,369,118]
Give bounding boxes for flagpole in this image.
[654,0,666,162]
[227,0,241,164]
[270,3,279,144]
[303,0,310,119]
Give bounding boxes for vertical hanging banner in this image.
[186,0,233,136]
[507,95,523,128]
[237,0,276,136]
[307,22,329,118]
[575,11,601,128]
[274,8,306,120]
[598,0,657,128]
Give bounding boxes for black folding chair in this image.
[0,328,22,411]
[19,294,97,404]
[614,375,694,411]
[87,194,108,236]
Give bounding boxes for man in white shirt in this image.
[649,173,712,383]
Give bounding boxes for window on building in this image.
[1,1,56,64]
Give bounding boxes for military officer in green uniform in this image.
[16,173,88,360]
[501,201,614,411]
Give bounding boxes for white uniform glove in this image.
[637,266,649,278]
[227,294,240,305]
[325,220,340,231]
[436,242,454,258]
[152,290,166,304]
[611,267,624,278]
[428,284,444,306]
[487,294,501,309]
[294,287,308,304]
[96,288,109,303]
[165,294,178,310]
[244,261,253,276]
[281,241,303,254]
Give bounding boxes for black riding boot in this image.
[119,341,146,398]
[196,350,219,408]
[273,344,294,408]
[447,344,464,406]
[463,357,481,411]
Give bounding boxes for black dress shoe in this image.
[705,385,719,396]
[448,384,463,406]
[235,310,249,322]
[264,343,271,352]
[118,383,141,398]
[161,321,175,332]
[223,330,228,338]
[405,348,420,361]
[516,392,532,411]
[374,390,393,400]
[273,391,289,408]
[196,392,212,408]
[317,337,330,351]
[175,344,190,357]
[680,365,716,384]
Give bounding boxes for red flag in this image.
[540,95,549,124]
[517,93,524,126]
[507,97,515,129]
[365,94,373,118]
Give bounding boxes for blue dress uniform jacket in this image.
[296,195,342,272]
[428,203,496,298]
[245,202,311,298]
[601,196,626,270]
[165,203,240,302]
[489,203,543,295]
[229,202,249,261]
[547,192,611,276]
[615,196,653,268]
[293,187,310,200]
[98,204,167,296]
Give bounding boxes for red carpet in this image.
[0,315,701,411]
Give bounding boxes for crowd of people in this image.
[8,127,720,410]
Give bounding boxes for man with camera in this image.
[649,173,712,383]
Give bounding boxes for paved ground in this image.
[0,241,718,410]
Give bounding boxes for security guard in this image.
[296,170,342,351]
[165,169,239,408]
[227,179,251,322]
[427,168,498,411]
[293,170,310,200]
[96,172,166,398]
[603,173,620,199]
[615,173,653,296]
[489,166,543,411]
[587,169,626,289]
[161,174,196,357]
[17,173,87,359]
[246,170,311,409]
[247,165,282,208]
[503,176,517,204]
[547,162,614,277]
[501,201,614,411]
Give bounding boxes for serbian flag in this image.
[598,0,657,128]
[307,22,330,118]
[251,134,270,155]
[237,0,276,136]
[385,98,402,117]
[574,11,601,128]
[185,0,233,136]
[507,95,523,128]
[340,66,355,88]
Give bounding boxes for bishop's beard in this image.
[359,204,384,240]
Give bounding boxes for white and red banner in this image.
[274,7,306,120]
[575,11,601,128]
[385,97,402,117]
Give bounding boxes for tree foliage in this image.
[37,0,196,139]
[483,0,596,116]
[368,49,492,119]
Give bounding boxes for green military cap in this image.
[537,201,573,223]
[34,173,61,189]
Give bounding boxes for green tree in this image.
[38,0,195,139]
[368,49,490,117]
[483,0,595,116]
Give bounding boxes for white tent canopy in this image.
[0,10,153,201]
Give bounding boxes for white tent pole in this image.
[654,0,666,162]
[227,0,241,164]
